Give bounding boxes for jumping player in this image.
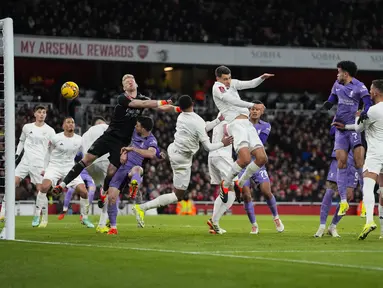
[211,66,274,203]
[322,61,371,216]
[314,124,361,238]
[240,102,284,234]
[132,95,232,228]
[53,74,176,196]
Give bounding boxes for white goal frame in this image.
[0,18,15,240]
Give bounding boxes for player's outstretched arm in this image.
[156,105,182,113]
[205,114,224,132]
[201,136,233,152]
[121,146,157,159]
[233,74,274,91]
[213,85,254,108]
[129,99,172,109]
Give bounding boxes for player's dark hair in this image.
[178,95,193,110]
[62,116,74,124]
[215,66,231,78]
[337,61,358,77]
[253,100,264,105]
[33,105,47,112]
[137,116,154,132]
[372,79,383,93]
[91,116,107,126]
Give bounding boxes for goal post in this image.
[0,18,16,240]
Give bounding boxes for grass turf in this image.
[0,215,382,288]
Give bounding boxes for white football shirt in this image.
[212,78,264,123]
[48,132,82,169]
[173,112,210,155]
[16,123,56,167]
[81,124,109,163]
[208,121,232,158]
[356,102,383,157]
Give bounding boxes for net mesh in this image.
[0,21,5,198]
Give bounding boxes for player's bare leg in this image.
[75,184,94,228]
[335,149,349,215]
[220,146,251,202]
[238,147,268,189]
[54,153,98,194]
[358,171,378,240]
[32,179,51,227]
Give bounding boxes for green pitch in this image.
[0,215,382,288]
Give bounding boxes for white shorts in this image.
[227,119,263,152]
[15,161,44,185]
[86,159,109,186]
[44,165,84,189]
[208,156,234,185]
[363,156,383,175]
[168,143,192,190]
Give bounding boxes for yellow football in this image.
[61,81,79,100]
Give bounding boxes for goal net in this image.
[0,18,16,240]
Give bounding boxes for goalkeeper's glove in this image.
[322,101,333,110]
[357,112,368,125]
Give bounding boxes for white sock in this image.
[223,162,243,188]
[140,192,178,211]
[363,177,376,224]
[98,197,109,227]
[238,162,261,187]
[80,197,89,220]
[319,224,325,229]
[0,200,5,217]
[63,206,68,212]
[329,223,336,229]
[212,191,235,223]
[35,191,47,218]
[211,195,223,223]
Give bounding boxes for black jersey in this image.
[105,93,150,143]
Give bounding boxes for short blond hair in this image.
[122,74,135,84]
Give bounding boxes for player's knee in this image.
[238,154,251,167]
[82,154,95,166]
[347,189,354,201]
[15,177,20,187]
[242,189,252,203]
[256,153,268,167]
[354,159,364,169]
[337,160,347,169]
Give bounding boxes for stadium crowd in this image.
[9,95,362,204]
[1,0,382,48]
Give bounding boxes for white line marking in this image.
[212,250,383,253]
[13,239,383,272]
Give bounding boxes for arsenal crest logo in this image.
[137,45,149,59]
